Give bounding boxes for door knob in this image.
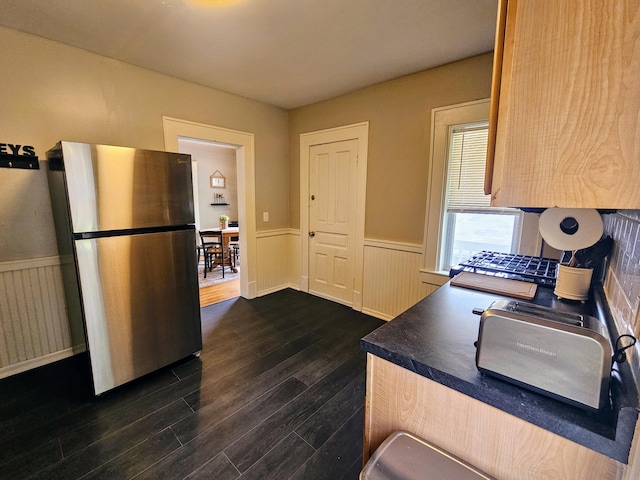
[309,231,315,237]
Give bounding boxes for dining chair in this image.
[228,221,240,264]
[199,230,227,278]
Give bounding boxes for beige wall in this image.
[0,27,288,262]
[2,25,493,262]
[178,140,238,229]
[289,53,493,244]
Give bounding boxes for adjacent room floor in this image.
[198,257,241,307]
[0,289,385,480]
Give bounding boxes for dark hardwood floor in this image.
[0,289,384,480]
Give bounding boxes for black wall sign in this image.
[0,143,40,169]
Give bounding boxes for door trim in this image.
[300,122,369,310]
[162,116,257,299]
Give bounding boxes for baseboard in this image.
[308,290,353,308]
[247,280,258,299]
[257,284,291,297]
[361,308,394,321]
[353,290,363,311]
[0,347,76,379]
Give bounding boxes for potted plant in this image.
[219,214,229,230]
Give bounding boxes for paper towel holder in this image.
[539,208,604,252]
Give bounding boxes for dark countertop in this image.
[361,282,639,463]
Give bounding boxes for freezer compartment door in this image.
[75,229,202,395]
[57,142,194,232]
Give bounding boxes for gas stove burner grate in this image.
[449,251,559,287]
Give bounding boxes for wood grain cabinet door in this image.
[486,0,640,209]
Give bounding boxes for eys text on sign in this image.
[0,143,39,169]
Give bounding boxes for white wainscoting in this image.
[288,230,301,291]
[362,240,441,321]
[0,256,74,379]
[279,233,443,320]
[256,229,300,296]
[0,235,446,378]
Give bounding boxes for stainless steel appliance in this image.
[474,300,612,409]
[47,141,202,395]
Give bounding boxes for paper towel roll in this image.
[539,208,603,251]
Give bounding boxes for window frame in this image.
[422,99,542,280]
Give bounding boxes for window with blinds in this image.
[439,122,522,271]
[446,124,491,211]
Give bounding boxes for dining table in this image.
[200,227,239,273]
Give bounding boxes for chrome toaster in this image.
[474,300,612,409]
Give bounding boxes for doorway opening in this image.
[179,138,240,306]
[162,117,257,303]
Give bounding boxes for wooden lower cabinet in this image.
[364,354,626,480]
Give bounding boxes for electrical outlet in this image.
[263,212,269,222]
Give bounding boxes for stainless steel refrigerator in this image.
[47,141,202,395]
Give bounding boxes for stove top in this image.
[449,251,558,287]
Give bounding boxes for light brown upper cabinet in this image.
[485,0,640,209]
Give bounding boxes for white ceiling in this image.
[0,0,498,109]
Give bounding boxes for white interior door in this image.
[308,139,358,305]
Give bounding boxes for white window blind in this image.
[446,124,490,211]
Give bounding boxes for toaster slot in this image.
[509,301,584,327]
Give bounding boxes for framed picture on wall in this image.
[210,170,226,188]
